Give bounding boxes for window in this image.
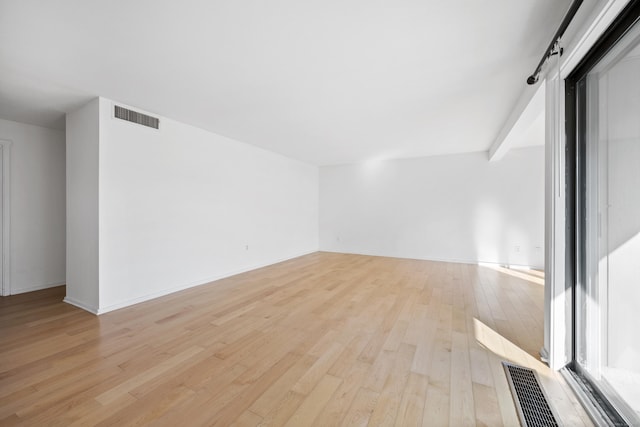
[566,2,640,424]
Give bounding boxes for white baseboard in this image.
[10,281,65,295]
[94,249,318,315]
[540,347,550,365]
[319,249,544,271]
[63,296,99,314]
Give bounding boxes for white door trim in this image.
[0,139,11,296]
[543,0,635,371]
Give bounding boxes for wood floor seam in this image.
[0,252,593,426]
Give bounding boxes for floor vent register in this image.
[503,361,559,427]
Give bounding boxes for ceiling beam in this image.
[488,83,545,162]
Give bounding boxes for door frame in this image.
[564,1,640,424]
[0,139,11,296]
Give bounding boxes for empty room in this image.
[1,0,639,425]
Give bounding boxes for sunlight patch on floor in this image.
[473,317,548,375]
[479,263,545,286]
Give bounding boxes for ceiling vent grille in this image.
[114,105,159,129]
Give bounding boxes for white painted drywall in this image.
[0,118,66,294]
[65,99,100,311]
[78,98,318,313]
[320,146,544,268]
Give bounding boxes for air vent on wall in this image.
[114,105,159,129]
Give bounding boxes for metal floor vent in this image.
[503,362,559,427]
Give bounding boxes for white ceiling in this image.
[0,0,569,165]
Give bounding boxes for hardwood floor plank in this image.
[94,385,195,427]
[314,360,370,427]
[232,410,263,427]
[95,346,204,405]
[394,372,429,427]
[338,387,380,427]
[0,252,592,426]
[368,343,416,426]
[210,351,304,426]
[283,374,342,426]
[291,341,344,395]
[258,390,306,427]
[249,354,317,417]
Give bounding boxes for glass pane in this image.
[578,20,640,423]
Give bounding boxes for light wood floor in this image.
[0,252,592,426]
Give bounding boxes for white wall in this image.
[0,118,66,294]
[65,99,100,311]
[320,146,545,268]
[66,97,318,313]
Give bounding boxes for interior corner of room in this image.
[1,0,639,425]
